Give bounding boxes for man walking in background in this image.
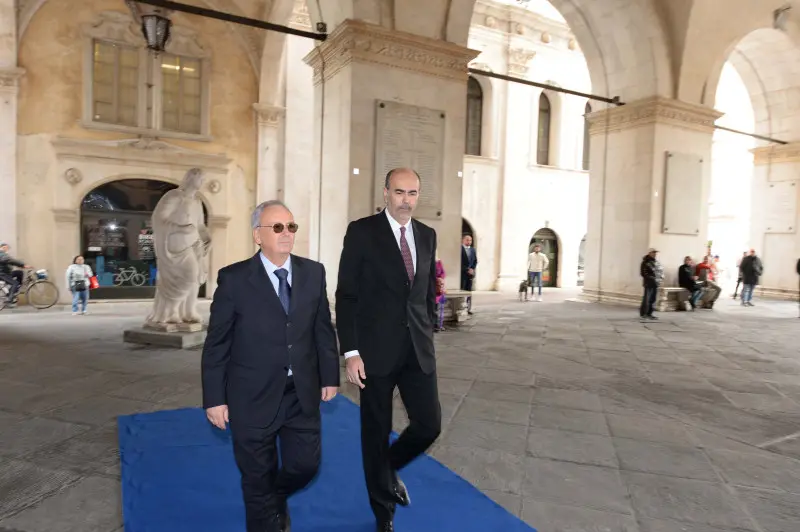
[460,234,477,314]
[202,200,340,532]
[739,249,763,307]
[527,244,549,302]
[640,248,663,320]
[336,168,441,532]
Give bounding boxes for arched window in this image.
[465,76,483,156]
[537,93,551,165]
[582,102,592,170]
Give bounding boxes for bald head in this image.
[383,167,421,225]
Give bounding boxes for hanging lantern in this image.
[141,11,172,53]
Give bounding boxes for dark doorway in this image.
[462,218,476,248]
[80,179,208,299]
[578,235,586,286]
[530,228,559,287]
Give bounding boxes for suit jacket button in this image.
[286,322,291,327]
[288,344,293,349]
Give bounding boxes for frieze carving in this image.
[587,97,722,135]
[303,19,479,84]
[64,168,83,185]
[469,62,493,73]
[508,48,536,77]
[207,179,222,194]
[753,143,800,165]
[290,1,311,30]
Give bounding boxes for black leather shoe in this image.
[377,521,394,532]
[391,475,410,507]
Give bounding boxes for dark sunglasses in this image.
[258,222,299,234]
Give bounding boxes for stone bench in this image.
[442,289,472,323]
[656,287,692,312]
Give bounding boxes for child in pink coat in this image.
[435,258,446,332]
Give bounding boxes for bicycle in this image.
[113,266,146,287]
[0,268,60,311]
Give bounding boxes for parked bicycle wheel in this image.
[26,280,59,310]
[131,273,146,287]
[0,283,9,311]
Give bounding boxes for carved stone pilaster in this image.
[587,96,723,135]
[752,142,800,165]
[507,48,535,77]
[0,67,25,93]
[253,103,286,128]
[303,19,479,85]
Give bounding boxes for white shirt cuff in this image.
[344,350,360,359]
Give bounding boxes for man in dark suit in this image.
[460,234,477,314]
[336,168,441,532]
[202,200,340,532]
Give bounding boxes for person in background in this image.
[678,256,703,311]
[65,255,93,315]
[695,256,721,309]
[733,251,746,299]
[460,234,477,315]
[0,242,29,308]
[527,244,549,302]
[640,248,663,320]
[739,249,763,307]
[435,255,446,332]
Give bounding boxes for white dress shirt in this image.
[260,252,293,375]
[344,209,415,360]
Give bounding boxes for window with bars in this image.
[536,93,551,166]
[87,39,208,139]
[465,76,483,156]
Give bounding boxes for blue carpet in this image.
[118,396,536,532]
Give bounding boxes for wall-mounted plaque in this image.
[374,100,445,220]
[764,181,797,234]
[662,151,703,235]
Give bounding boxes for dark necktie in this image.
[273,268,291,314]
[399,226,414,283]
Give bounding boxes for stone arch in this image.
[462,217,477,249]
[530,227,562,287]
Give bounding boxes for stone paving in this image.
[1,291,800,531]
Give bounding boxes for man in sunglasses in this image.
[202,200,340,532]
[336,168,441,532]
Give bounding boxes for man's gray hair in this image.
[384,168,421,189]
[251,200,291,229]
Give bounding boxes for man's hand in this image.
[467,268,475,276]
[346,356,367,389]
[206,405,229,430]
[321,386,338,401]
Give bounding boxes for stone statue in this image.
[145,168,211,330]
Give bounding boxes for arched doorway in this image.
[462,218,476,248]
[577,234,586,286]
[530,228,559,287]
[80,178,209,299]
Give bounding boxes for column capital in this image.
[752,142,800,165]
[252,103,286,127]
[0,67,25,92]
[588,96,722,135]
[303,19,479,85]
[508,48,536,77]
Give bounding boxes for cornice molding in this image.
[472,0,573,45]
[303,19,479,84]
[587,97,722,135]
[252,103,286,127]
[752,142,800,166]
[51,136,231,174]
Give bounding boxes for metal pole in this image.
[468,68,621,105]
[713,124,788,145]
[131,0,328,41]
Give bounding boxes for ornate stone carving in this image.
[51,136,231,174]
[587,97,723,135]
[145,168,210,330]
[514,23,526,35]
[303,20,480,84]
[0,67,25,91]
[508,48,536,77]
[541,32,552,43]
[485,16,497,28]
[64,168,83,185]
[82,10,141,47]
[568,38,577,50]
[753,142,800,165]
[290,1,312,30]
[207,179,221,194]
[252,103,286,127]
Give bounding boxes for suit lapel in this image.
[288,255,307,317]
[412,220,429,285]
[247,253,286,317]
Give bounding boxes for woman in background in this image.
[66,255,93,315]
[435,255,446,332]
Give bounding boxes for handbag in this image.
[89,275,99,290]
[73,279,87,292]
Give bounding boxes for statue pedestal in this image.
[123,323,207,349]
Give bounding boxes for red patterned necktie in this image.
[399,226,415,283]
